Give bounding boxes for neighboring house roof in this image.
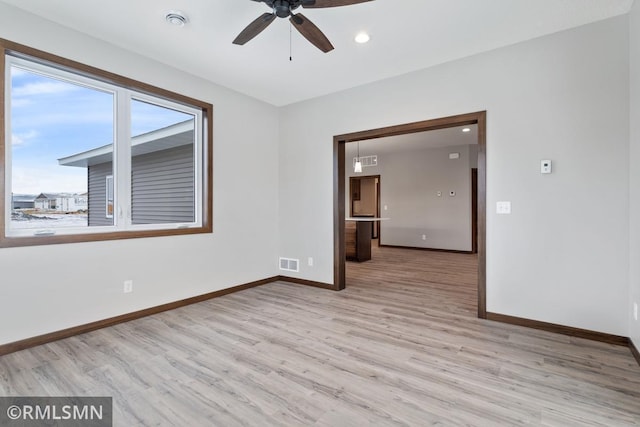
[35,193,61,200]
[58,119,194,168]
[34,193,82,200]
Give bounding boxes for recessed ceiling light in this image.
[462,127,471,133]
[355,32,370,44]
[165,11,187,27]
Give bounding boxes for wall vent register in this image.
[352,155,378,169]
[279,257,299,272]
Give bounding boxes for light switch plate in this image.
[496,201,511,214]
[123,280,133,293]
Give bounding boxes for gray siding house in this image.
[58,120,195,226]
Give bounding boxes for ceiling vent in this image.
[165,11,187,27]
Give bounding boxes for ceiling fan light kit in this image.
[234,0,374,53]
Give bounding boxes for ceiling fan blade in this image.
[233,13,276,45]
[290,13,334,53]
[302,0,374,8]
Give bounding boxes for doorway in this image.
[333,111,487,318]
[349,175,381,239]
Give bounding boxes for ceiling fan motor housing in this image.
[272,0,301,18]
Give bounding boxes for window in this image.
[1,39,212,247]
[105,176,114,219]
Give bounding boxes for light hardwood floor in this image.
[1,245,639,426]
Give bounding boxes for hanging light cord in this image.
[289,22,293,61]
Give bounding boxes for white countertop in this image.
[345,217,390,221]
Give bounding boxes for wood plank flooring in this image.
[1,245,639,426]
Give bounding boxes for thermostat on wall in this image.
[541,159,552,174]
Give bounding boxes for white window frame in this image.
[1,42,211,247]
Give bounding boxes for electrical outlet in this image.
[634,302,638,321]
[123,280,133,294]
[496,201,512,214]
[308,257,313,267]
[422,234,427,240]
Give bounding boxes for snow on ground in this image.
[11,212,88,229]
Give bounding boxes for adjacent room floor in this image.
[1,247,639,425]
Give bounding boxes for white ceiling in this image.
[1,0,633,106]
[345,124,478,158]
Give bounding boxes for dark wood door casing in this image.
[472,168,478,254]
[333,111,487,319]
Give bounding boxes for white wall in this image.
[0,4,280,345]
[279,16,630,335]
[0,4,634,346]
[629,1,640,349]
[345,144,473,251]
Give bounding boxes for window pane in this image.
[105,175,114,218]
[130,99,195,225]
[9,65,114,231]
[3,44,210,247]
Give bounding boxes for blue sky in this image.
[10,65,191,195]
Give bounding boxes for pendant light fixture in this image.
[354,141,363,173]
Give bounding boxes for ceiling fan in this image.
[233,0,374,53]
